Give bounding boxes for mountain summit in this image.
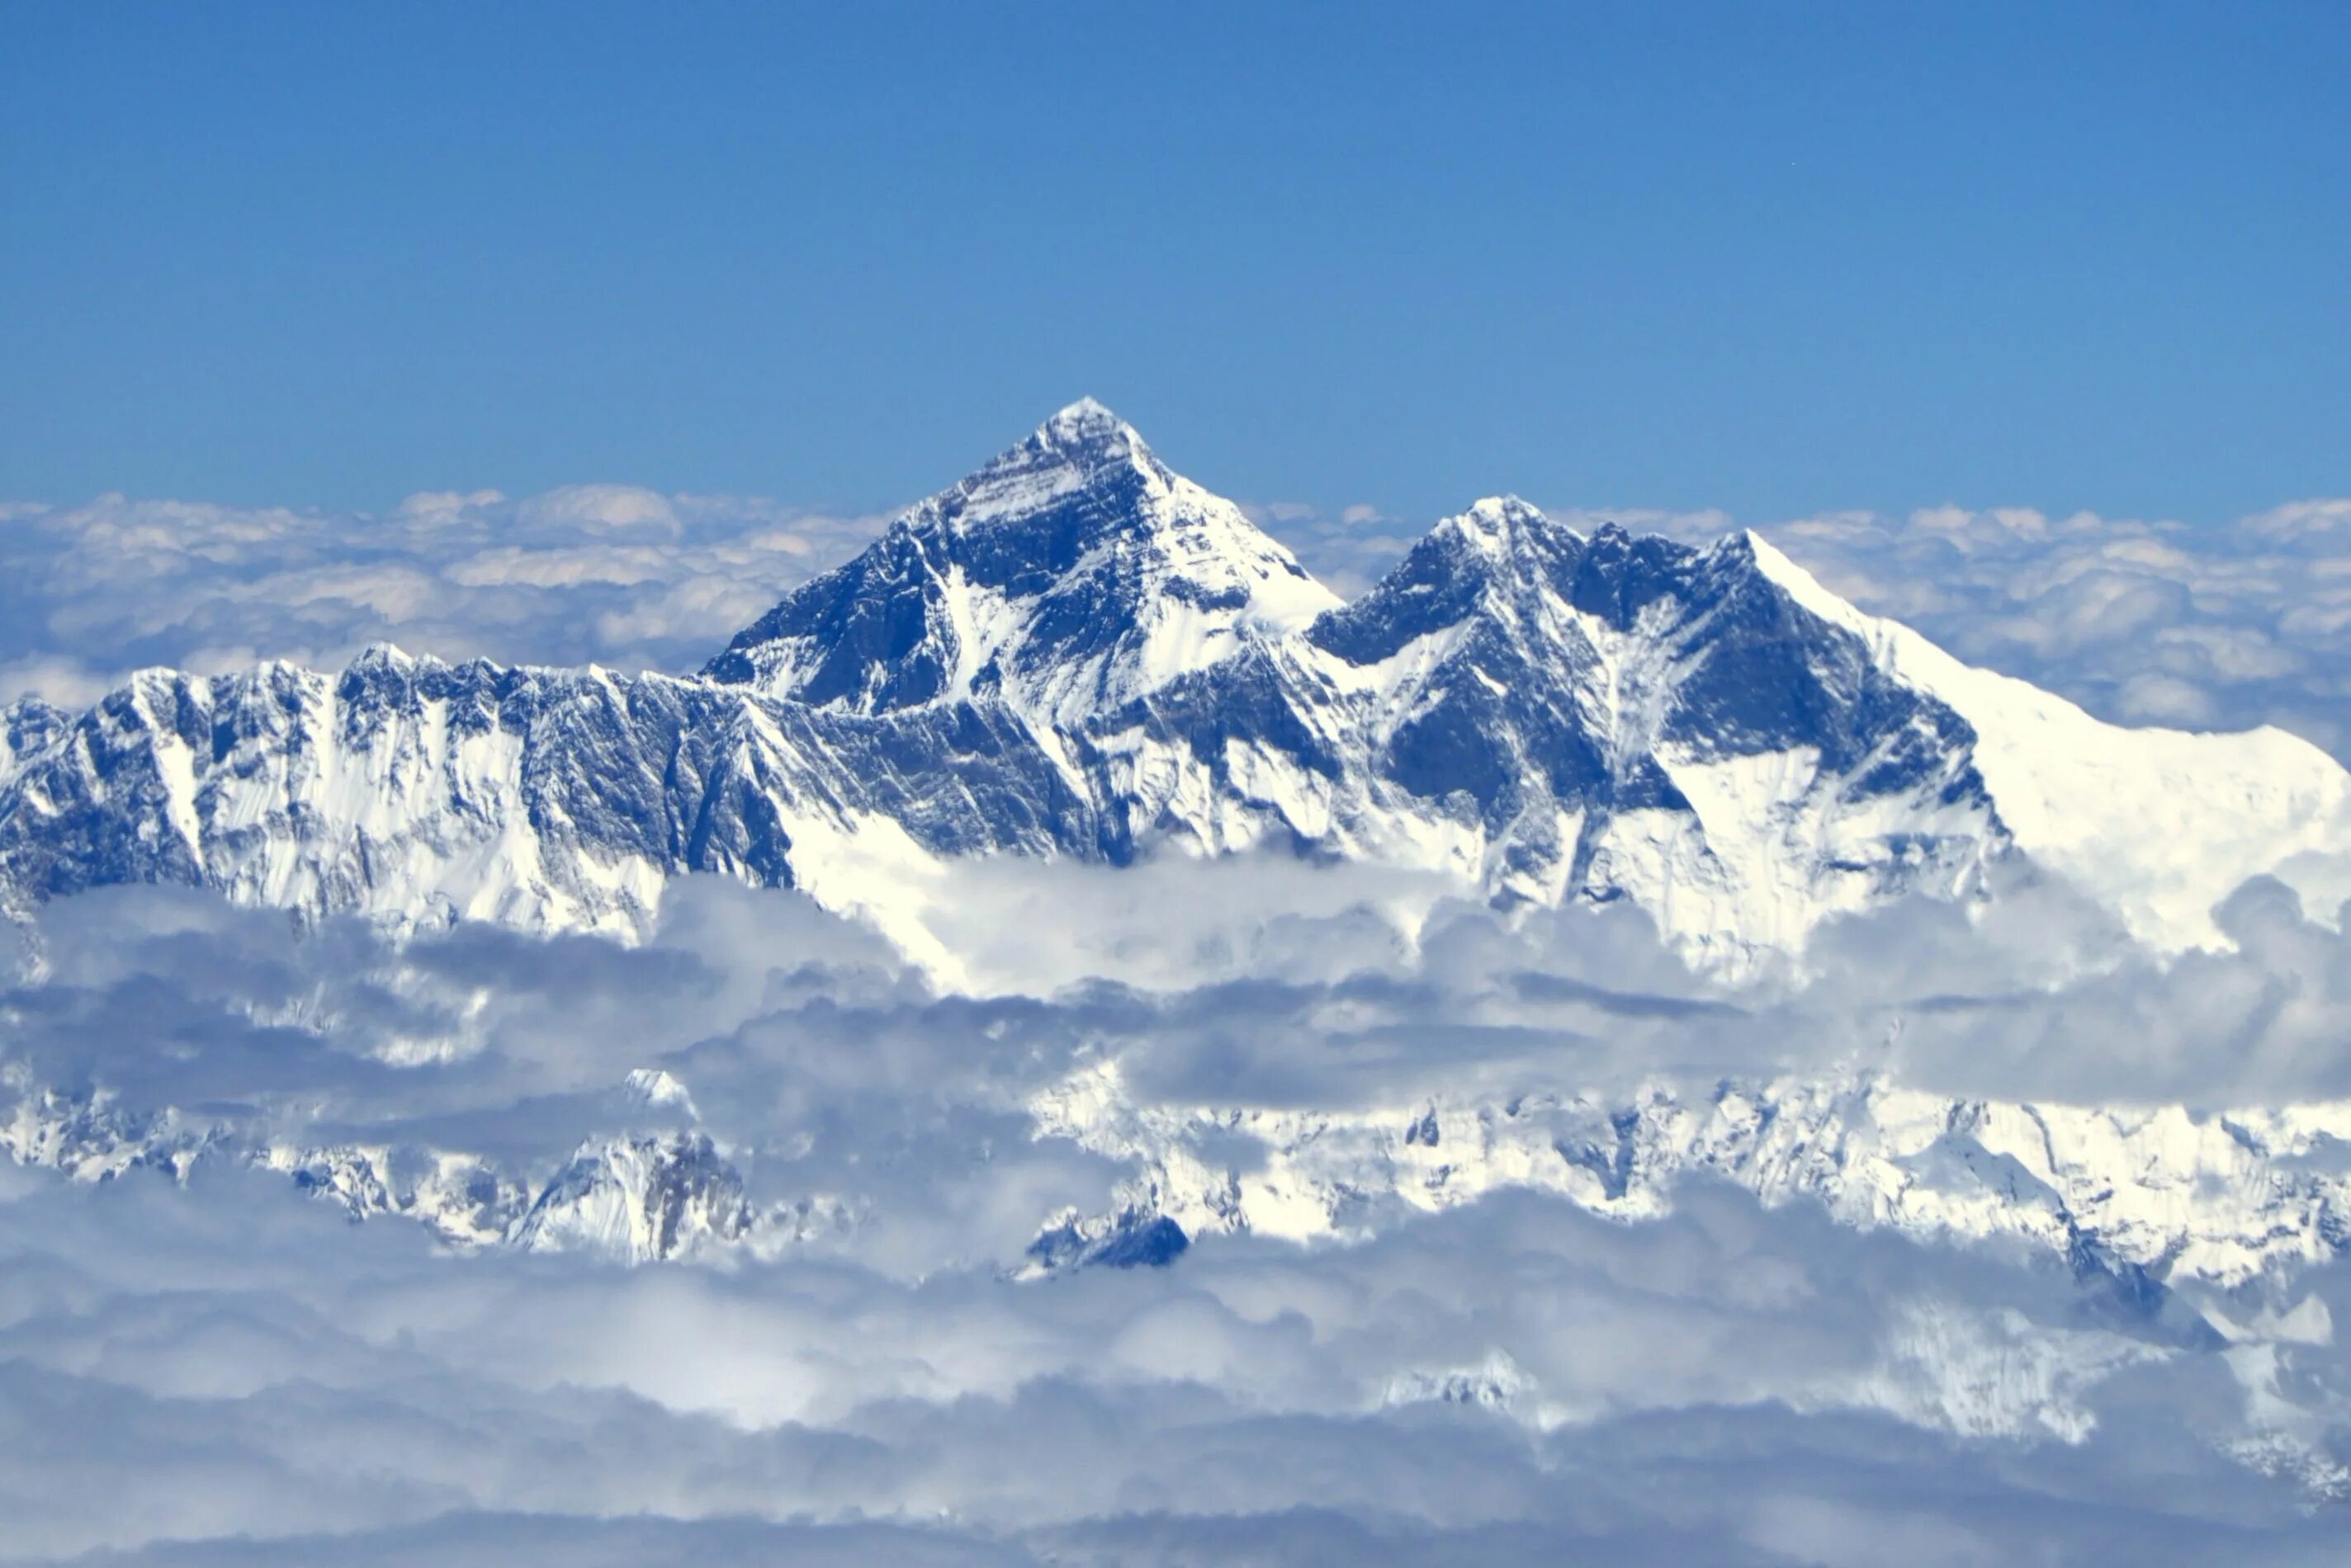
[703,399,1337,728]
[3,403,2348,970]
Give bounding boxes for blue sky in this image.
[3,1,2345,525]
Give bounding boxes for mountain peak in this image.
[703,402,1336,721]
[1441,496,1578,553]
[1013,396,1149,475]
[1308,497,1585,669]
[1037,395,1130,446]
[936,399,1168,535]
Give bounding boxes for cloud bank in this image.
[0,489,885,706]
[7,1132,2349,1566]
[6,864,2351,1560]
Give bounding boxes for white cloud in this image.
[2,860,2351,1560]
[0,1149,2341,1561]
[0,655,120,709]
[0,489,888,701]
[513,484,681,536]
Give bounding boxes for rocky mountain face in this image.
[0,649,1086,967]
[5,399,2351,1304]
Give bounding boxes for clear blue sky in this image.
[3,2,2345,526]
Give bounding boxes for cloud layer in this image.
[7,867,2351,1561]
[7,1129,2348,1566]
[0,489,885,706]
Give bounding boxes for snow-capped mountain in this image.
[703,397,1337,727]
[5,399,2344,972]
[1086,501,2009,958]
[11,1033,2351,1313]
[0,650,1084,968]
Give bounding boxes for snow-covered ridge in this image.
[0,648,1078,975]
[0,1063,842,1263]
[1030,1060,2351,1293]
[3,399,2348,970]
[1747,534,2351,948]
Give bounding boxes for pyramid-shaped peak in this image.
[897,399,1169,538]
[702,395,1336,720]
[939,398,1165,515]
